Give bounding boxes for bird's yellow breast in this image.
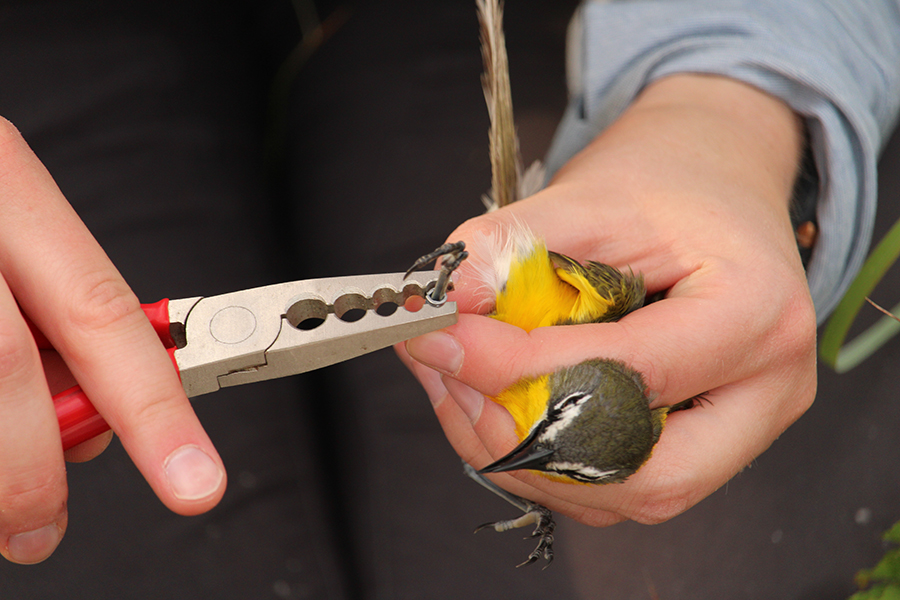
[490,239,617,331]
[492,374,551,441]
[492,242,577,331]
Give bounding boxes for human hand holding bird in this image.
[398,72,817,536]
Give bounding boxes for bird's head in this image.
[480,359,659,484]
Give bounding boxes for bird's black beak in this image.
[478,423,554,474]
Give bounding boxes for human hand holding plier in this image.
[32,270,457,451]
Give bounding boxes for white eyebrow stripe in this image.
[542,393,592,442]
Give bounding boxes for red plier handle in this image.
[29,300,178,451]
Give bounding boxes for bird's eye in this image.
[559,391,591,410]
[547,391,591,422]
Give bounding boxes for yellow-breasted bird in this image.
[407,0,701,566]
[482,359,695,485]
[411,224,699,566]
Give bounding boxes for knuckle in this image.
[781,363,818,426]
[450,212,518,247]
[110,381,191,437]
[629,492,691,525]
[121,388,172,425]
[766,288,818,419]
[568,507,626,528]
[450,214,498,240]
[741,278,817,380]
[793,380,817,419]
[0,468,66,525]
[778,290,817,355]
[619,329,667,398]
[0,321,38,391]
[624,463,698,524]
[65,271,141,336]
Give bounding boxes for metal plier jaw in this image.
[171,271,457,397]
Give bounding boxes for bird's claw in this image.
[475,503,556,568]
[404,241,468,305]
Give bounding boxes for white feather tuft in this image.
[518,159,546,200]
[481,192,500,213]
[464,219,543,311]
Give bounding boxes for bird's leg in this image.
[463,462,556,567]
[404,241,468,306]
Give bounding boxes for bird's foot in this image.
[475,503,556,568]
[463,461,556,567]
[404,241,468,305]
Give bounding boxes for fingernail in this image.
[165,445,224,501]
[443,377,485,424]
[406,331,463,376]
[8,523,61,564]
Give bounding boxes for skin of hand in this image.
[398,74,817,528]
[0,118,226,564]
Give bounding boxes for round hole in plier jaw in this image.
[334,293,368,323]
[403,295,425,313]
[286,298,329,330]
[400,282,426,313]
[371,288,399,317]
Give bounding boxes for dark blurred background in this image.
[0,1,897,598]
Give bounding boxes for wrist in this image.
[623,73,804,212]
[557,74,800,222]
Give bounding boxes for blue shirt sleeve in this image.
[545,0,900,321]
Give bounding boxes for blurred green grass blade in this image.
[821,215,900,372]
[833,306,900,372]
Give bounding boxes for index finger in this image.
[0,119,225,514]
